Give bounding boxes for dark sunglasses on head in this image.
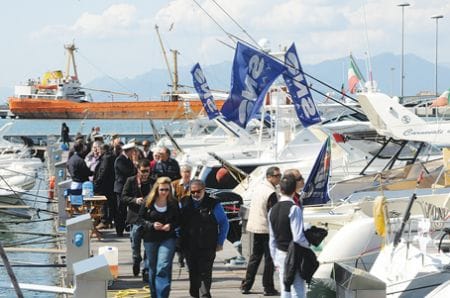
[190,189,204,194]
[158,188,170,192]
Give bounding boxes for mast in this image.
[170,49,179,94]
[154,25,174,88]
[64,43,78,80]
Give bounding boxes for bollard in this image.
[66,214,92,285]
[57,179,72,227]
[73,255,112,298]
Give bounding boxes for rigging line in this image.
[76,50,136,95]
[191,0,237,45]
[0,186,58,203]
[209,0,261,48]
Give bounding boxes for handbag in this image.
[304,226,328,247]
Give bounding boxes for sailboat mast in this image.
[154,25,174,88]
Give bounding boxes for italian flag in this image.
[348,60,362,94]
[431,89,450,107]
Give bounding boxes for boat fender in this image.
[48,176,56,200]
[373,195,387,237]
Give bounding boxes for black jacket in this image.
[93,152,115,195]
[122,175,152,224]
[137,199,180,242]
[179,194,219,251]
[153,158,181,181]
[114,153,136,194]
[283,241,319,288]
[67,153,92,183]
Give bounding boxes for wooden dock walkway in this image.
[90,229,280,297]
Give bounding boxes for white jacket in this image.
[246,179,277,234]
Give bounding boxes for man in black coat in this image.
[122,158,153,279]
[94,144,116,229]
[67,141,92,190]
[153,146,181,181]
[114,142,137,236]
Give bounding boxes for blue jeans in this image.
[144,237,176,298]
[274,249,306,298]
[130,224,147,270]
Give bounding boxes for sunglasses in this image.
[140,169,150,173]
[296,176,304,182]
[158,188,170,192]
[190,189,204,194]
[271,174,282,178]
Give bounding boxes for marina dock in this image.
[91,229,278,297]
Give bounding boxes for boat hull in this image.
[8,97,225,119]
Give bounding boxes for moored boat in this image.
[8,43,225,120]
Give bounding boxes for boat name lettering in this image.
[403,128,444,136]
[242,54,264,101]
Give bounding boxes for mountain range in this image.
[2,52,449,104]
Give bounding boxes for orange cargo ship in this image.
[8,94,225,119]
[8,44,225,119]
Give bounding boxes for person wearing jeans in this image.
[269,175,309,298]
[122,158,153,279]
[138,176,179,298]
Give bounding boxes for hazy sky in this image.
[1,0,449,89]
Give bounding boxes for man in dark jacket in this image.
[67,141,92,190]
[122,158,153,280]
[94,144,116,229]
[179,179,229,298]
[114,142,137,236]
[153,146,181,181]
[268,175,309,297]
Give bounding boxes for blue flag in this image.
[283,43,321,127]
[191,63,220,120]
[221,42,286,127]
[300,137,331,205]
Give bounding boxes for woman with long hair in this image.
[138,176,179,298]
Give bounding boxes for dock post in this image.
[57,179,71,227]
[73,255,112,298]
[66,214,92,285]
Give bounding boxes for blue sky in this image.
[1,0,449,89]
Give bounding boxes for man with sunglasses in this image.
[179,179,229,298]
[122,158,154,280]
[241,166,281,296]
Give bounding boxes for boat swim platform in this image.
[89,229,279,297]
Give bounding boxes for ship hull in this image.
[8,97,225,119]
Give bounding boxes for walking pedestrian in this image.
[241,166,281,296]
[269,175,309,297]
[114,142,137,237]
[139,176,179,298]
[179,179,229,298]
[122,158,153,280]
[171,163,192,268]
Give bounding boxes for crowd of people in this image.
[64,124,313,298]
